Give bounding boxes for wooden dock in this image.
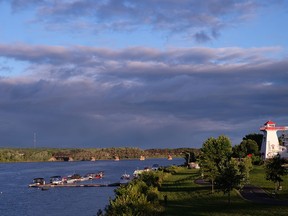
[29,182,120,189]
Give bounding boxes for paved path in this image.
[239,184,288,205]
[195,179,288,205]
[194,178,210,185]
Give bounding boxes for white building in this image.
[260,120,288,159]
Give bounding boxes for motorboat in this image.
[50,176,63,185]
[152,164,159,171]
[120,172,131,184]
[85,171,104,180]
[29,178,45,187]
[121,173,130,180]
[96,171,104,179]
[133,169,144,178]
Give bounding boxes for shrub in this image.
[104,172,165,215]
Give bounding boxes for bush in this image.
[251,155,264,165]
[104,172,165,215]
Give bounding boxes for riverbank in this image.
[159,166,288,216]
[0,147,198,162]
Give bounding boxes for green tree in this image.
[265,154,287,191]
[232,143,247,159]
[216,159,242,204]
[139,172,160,188]
[200,156,219,193]
[104,172,165,216]
[233,139,259,158]
[238,156,253,185]
[199,135,233,193]
[243,133,263,152]
[105,182,153,216]
[244,139,258,154]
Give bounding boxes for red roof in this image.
[265,120,275,125]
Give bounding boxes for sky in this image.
[0,0,288,149]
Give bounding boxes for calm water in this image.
[0,158,183,216]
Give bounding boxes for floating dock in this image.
[29,182,120,189]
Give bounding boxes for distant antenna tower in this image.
[33,132,37,148]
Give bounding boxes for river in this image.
[0,158,183,216]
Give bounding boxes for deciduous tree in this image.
[199,135,232,193]
[265,154,287,191]
[216,159,242,204]
[233,139,259,158]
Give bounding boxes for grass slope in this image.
[159,166,288,216]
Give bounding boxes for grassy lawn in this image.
[159,166,288,216]
[249,165,288,199]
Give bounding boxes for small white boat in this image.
[29,178,46,187]
[85,171,104,180]
[133,169,144,178]
[121,173,130,180]
[50,176,63,185]
[63,177,77,184]
[120,172,131,184]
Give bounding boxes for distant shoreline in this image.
[0,147,198,163]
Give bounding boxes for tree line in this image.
[0,133,264,163]
[183,133,263,166]
[0,147,198,162]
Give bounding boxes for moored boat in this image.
[121,173,130,180]
[152,164,159,171]
[63,176,77,184]
[96,171,104,179]
[29,178,46,187]
[50,176,63,185]
[133,169,144,178]
[85,171,104,180]
[120,172,131,184]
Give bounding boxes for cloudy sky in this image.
[0,0,288,149]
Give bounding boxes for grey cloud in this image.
[3,0,283,42]
[193,31,212,43]
[0,44,288,148]
[0,65,12,75]
[7,0,46,11]
[0,45,285,87]
[0,43,281,66]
